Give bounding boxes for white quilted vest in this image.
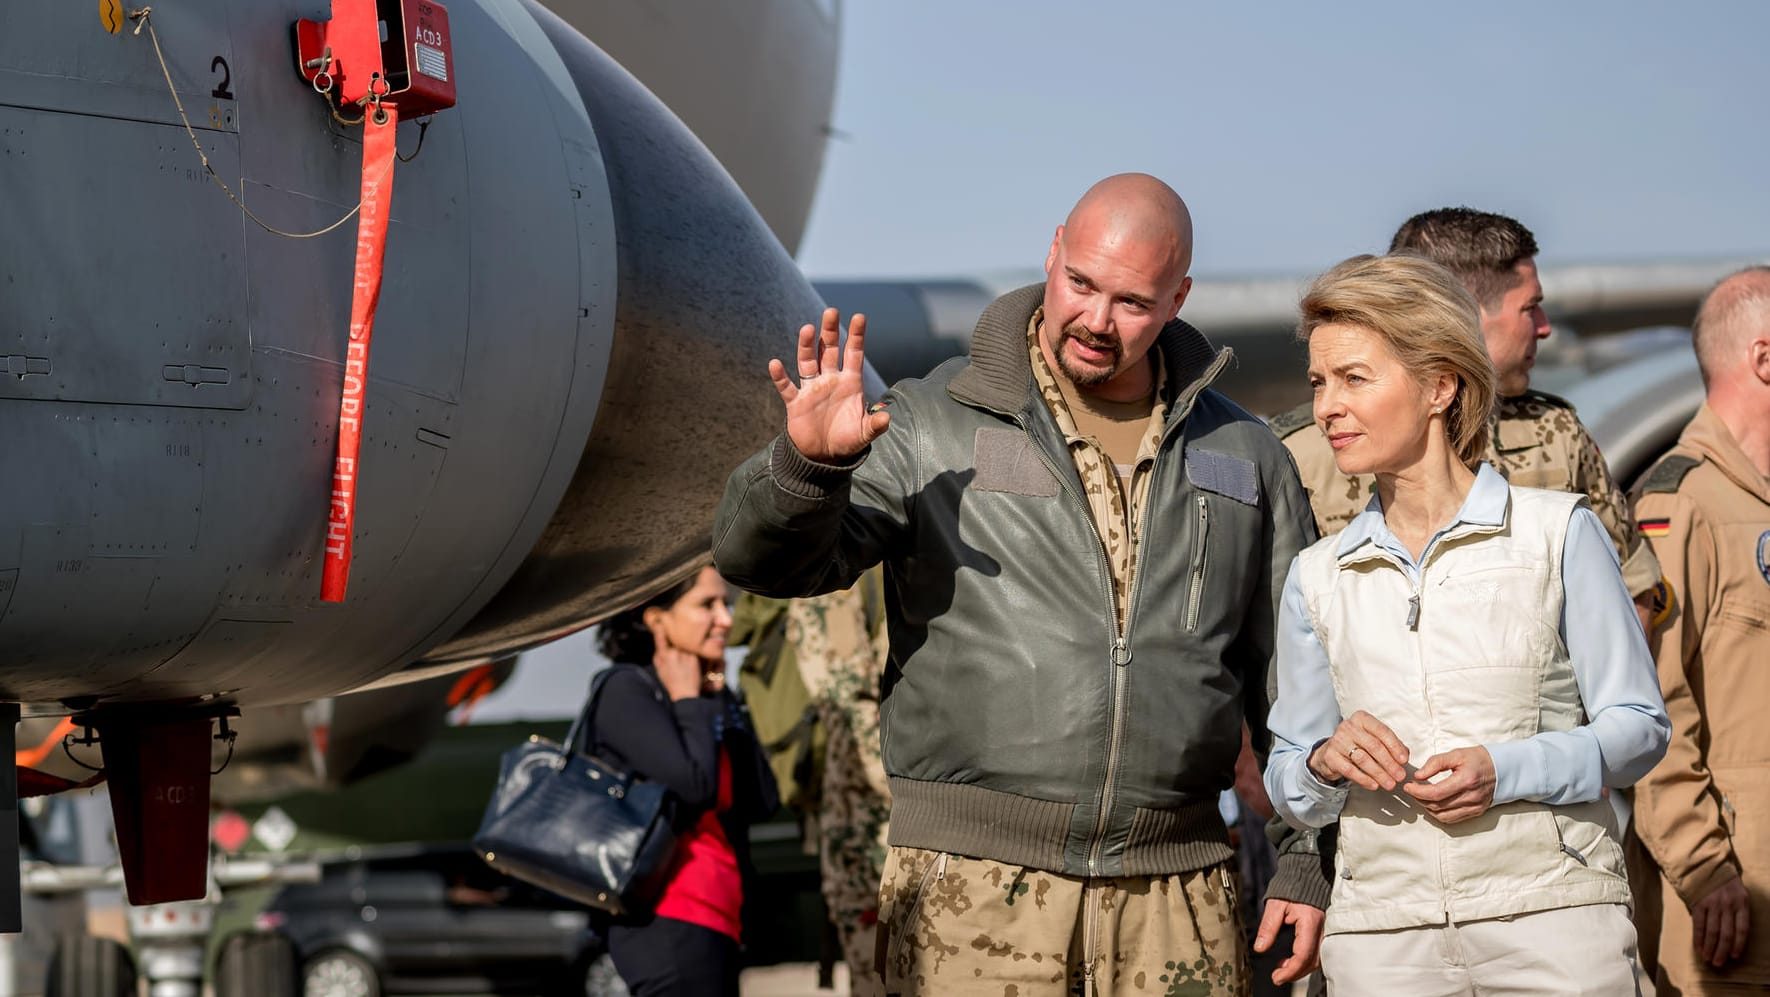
[1296,485,1631,935]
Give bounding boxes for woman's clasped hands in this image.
[1307,710,1497,824]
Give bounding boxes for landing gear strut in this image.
[69,708,238,905]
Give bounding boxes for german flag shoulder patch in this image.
[1639,518,1672,538]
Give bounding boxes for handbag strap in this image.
[563,664,628,759]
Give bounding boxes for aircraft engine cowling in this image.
[0,0,809,708]
[419,0,839,666]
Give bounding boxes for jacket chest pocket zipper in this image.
[1185,495,1209,632]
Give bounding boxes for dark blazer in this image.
[584,662,779,857]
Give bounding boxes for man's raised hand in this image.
[768,308,889,462]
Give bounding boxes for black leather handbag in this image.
[473,667,679,916]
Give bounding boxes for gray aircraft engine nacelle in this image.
[0,0,818,905]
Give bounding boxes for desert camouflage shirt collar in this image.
[1026,308,1171,458]
[1027,308,1168,624]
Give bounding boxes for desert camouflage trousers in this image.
[817,695,891,997]
[785,584,892,996]
[872,846,1249,997]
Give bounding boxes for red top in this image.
[652,748,742,940]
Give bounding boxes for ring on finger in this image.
[1346,745,1365,760]
[800,371,820,381]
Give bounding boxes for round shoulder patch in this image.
[1758,530,1770,588]
[1650,577,1677,631]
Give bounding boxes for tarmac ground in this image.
[740,962,851,996]
[86,903,849,996]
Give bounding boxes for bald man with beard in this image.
[716,175,1327,996]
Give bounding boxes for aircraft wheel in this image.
[301,948,381,997]
[215,931,299,997]
[45,934,136,997]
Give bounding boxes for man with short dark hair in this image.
[715,174,1326,995]
[1274,207,1661,626]
[1630,266,1770,994]
[1388,207,1543,334]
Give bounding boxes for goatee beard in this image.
[1055,323,1120,387]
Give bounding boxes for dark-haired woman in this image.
[589,565,777,996]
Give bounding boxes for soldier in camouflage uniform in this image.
[785,571,893,997]
[1275,207,1661,617]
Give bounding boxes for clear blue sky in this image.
[797,1,1770,280]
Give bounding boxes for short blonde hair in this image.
[1298,254,1496,466]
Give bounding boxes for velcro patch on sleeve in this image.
[973,427,1060,497]
[1184,446,1261,506]
[1638,518,1671,537]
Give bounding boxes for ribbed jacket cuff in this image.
[1265,850,1332,911]
[769,434,867,499]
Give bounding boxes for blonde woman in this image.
[1263,254,1670,994]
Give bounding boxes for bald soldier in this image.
[1631,267,1770,995]
[716,175,1326,995]
[1274,208,1661,624]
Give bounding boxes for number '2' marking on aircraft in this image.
[211,56,233,101]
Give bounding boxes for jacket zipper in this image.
[1185,495,1209,632]
[1076,399,1202,996]
[1380,532,1457,894]
[1403,532,1452,631]
[1087,444,1173,877]
[1021,429,1136,882]
[956,357,1222,887]
[1355,520,1491,635]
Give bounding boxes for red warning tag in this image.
[322,105,399,602]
